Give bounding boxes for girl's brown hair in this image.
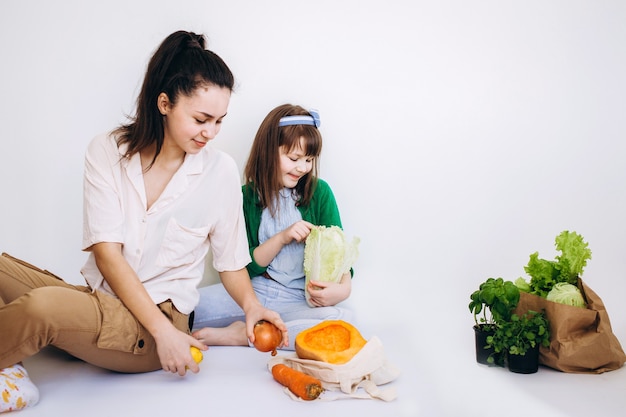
[244,104,322,214]
[113,30,235,169]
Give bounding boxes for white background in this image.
[1,2,626,414]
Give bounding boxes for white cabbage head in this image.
[303,225,360,307]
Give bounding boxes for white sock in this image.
[1,364,39,413]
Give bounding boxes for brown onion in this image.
[253,320,282,356]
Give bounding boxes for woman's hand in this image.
[220,268,289,348]
[154,325,208,376]
[244,303,289,348]
[307,272,352,307]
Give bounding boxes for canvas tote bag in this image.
[515,278,626,373]
[267,336,400,401]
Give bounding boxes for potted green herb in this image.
[469,277,520,365]
[487,310,550,373]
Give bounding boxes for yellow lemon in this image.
[190,346,203,364]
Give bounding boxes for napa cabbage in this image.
[303,225,360,307]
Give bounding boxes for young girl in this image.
[192,104,354,350]
[0,30,285,414]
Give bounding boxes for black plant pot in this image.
[507,345,540,374]
[473,324,496,365]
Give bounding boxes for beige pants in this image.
[0,253,190,373]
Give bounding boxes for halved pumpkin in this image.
[295,320,367,364]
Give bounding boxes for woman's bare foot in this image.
[192,321,248,346]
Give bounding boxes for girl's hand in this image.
[154,325,207,376]
[281,220,314,244]
[253,221,313,267]
[307,274,352,307]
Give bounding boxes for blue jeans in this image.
[193,276,353,350]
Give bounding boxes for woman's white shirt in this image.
[80,132,250,314]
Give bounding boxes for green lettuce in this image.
[523,252,559,297]
[518,230,592,297]
[514,277,531,293]
[303,226,360,306]
[554,230,592,284]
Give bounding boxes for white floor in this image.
[15,317,626,417]
[10,271,626,417]
[18,323,426,417]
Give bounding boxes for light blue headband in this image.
[278,109,321,128]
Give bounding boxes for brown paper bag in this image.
[515,278,626,373]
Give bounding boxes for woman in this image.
[0,30,286,413]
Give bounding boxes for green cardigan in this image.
[242,179,343,278]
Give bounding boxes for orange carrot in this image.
[271,364,324,400]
